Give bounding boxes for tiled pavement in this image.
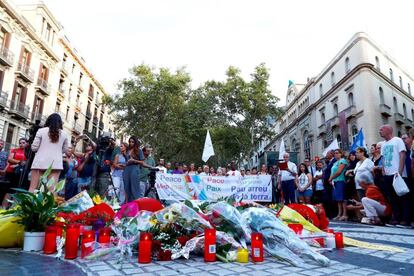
[1,221,414,275]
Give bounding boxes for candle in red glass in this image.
[251,233,264,262]
[81,230,95,258]
[335,232,344,249]
[315,238,325,247]
[65,225,80,259]
[288,223,303,235]
[138,232,152,263]
[43,226,57,254]
[204,228,216,262]
[98,227,111,245]
[326,228,334,234]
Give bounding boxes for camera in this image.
[97,136,111,151]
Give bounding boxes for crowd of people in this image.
[261,124,414,228]
[0,114,413,229]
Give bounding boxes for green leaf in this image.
[55,179,66,193]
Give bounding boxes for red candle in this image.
[204,228,216,262]
[43,226,57,254]
[98,227,111,247]
[335,232,344,249]
[138,232,152,263]
[65,224,80,259]
[81,230,95,258]
[315,238,325,247]
[251,233,264,262]
[326,228,334,234]
[288,223,303,235]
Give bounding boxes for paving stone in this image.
[230,266,252,273]
[97,270,123,276]
[122,268,145,274]
[89,265,112,272]
[210,268,238,275]
[165,263,189,269]
[177,267,203,274]
[143,265,169,272]
[156,270,181,276]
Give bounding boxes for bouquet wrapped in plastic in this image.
[205,202,251,248]
[241,207,330,266]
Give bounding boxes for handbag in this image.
[392,173,409,196]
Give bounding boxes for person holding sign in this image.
[226,161,241,177]
[278,153,298,204]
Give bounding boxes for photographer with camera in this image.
[139,145,156,198]
[94,135,117,197]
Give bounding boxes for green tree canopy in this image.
[108,63,281,167]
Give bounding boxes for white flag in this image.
[202,130,215,162]
[278,139,286,160]
[322,139,339,157]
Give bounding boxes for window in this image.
[331,72,335,86]
[20,48,31,66]
[393,97,398,112]
[375,56,380,70]
[389,68,394,81]
[320,111,326,124]
[71,64,75,73]
[336,134,342,149]
[32,96,43,117]
[408,83,411,95]
[12,82,26,104]
[379,87,384,104]
[79,72,83,86]
[319,83,323,97]
[0,28,10,49]
[291,138,298,152]
[412,109,414,121]
[351,125,358,142]
[399,76,403,88]
[348,93,354,106]
[45,23,51,42]
[58,78,64,92]
[55,100,61,112]
[403,103,407,118]
[303,131,311,159]
[398,131,402,137]
[345,57,350,73]
[39,64,48,81]
[65,106,70,121]
[333,103,338,116]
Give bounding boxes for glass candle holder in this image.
[251,233,264,262]
[43,226,57,254]
[138,232,153,263]
[204,228,216,262]
[65,224,80,259]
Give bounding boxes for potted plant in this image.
[4,167,72,251]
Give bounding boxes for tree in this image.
[108,63,281,166]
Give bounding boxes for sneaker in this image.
[396,222,410,229]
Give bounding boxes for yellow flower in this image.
[149,218,158,226]
[93,195,102,205]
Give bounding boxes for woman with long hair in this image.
[123,136,152,202]
[112,142,128,203]
[296,163,313,204]
[329,149,349,221]
[354,147,374,200]
[30,113,68,192]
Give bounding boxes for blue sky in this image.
[41,0,414,105]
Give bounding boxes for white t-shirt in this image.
[354,158,374,189]
[298,173,311,190]
[279,161,297,181]
[156,165,167,173]
[226,170,241,177]
[313,169,324,191]
[381,137,406,176]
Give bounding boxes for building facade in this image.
[0,0,114,150]
[264,32,414,163]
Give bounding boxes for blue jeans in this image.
[282,180,296,205]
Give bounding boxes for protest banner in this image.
[155,173,272,202]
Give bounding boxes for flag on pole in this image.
[350,128,366,151]
[202,130,215,162]
[322,139,339,157]
[278,139,286,160]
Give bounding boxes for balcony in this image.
[85,110,92,119]
[404,118,413,129]
[72,122,82,134]
[318,124,327,135]
[380,104,392,117]
[331,116,340,128]
[15,63,34,83]
[99,121,104,130]
[0,46,14,67]
[88,90,94,100]
[31,112,47,125]
[57,87,65,100]
[35,78,50,96]
[93,116,99,125]
[394,112,404,124]
[346,105,358,119]
[9,100,30,120]
[0,91,8,109]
